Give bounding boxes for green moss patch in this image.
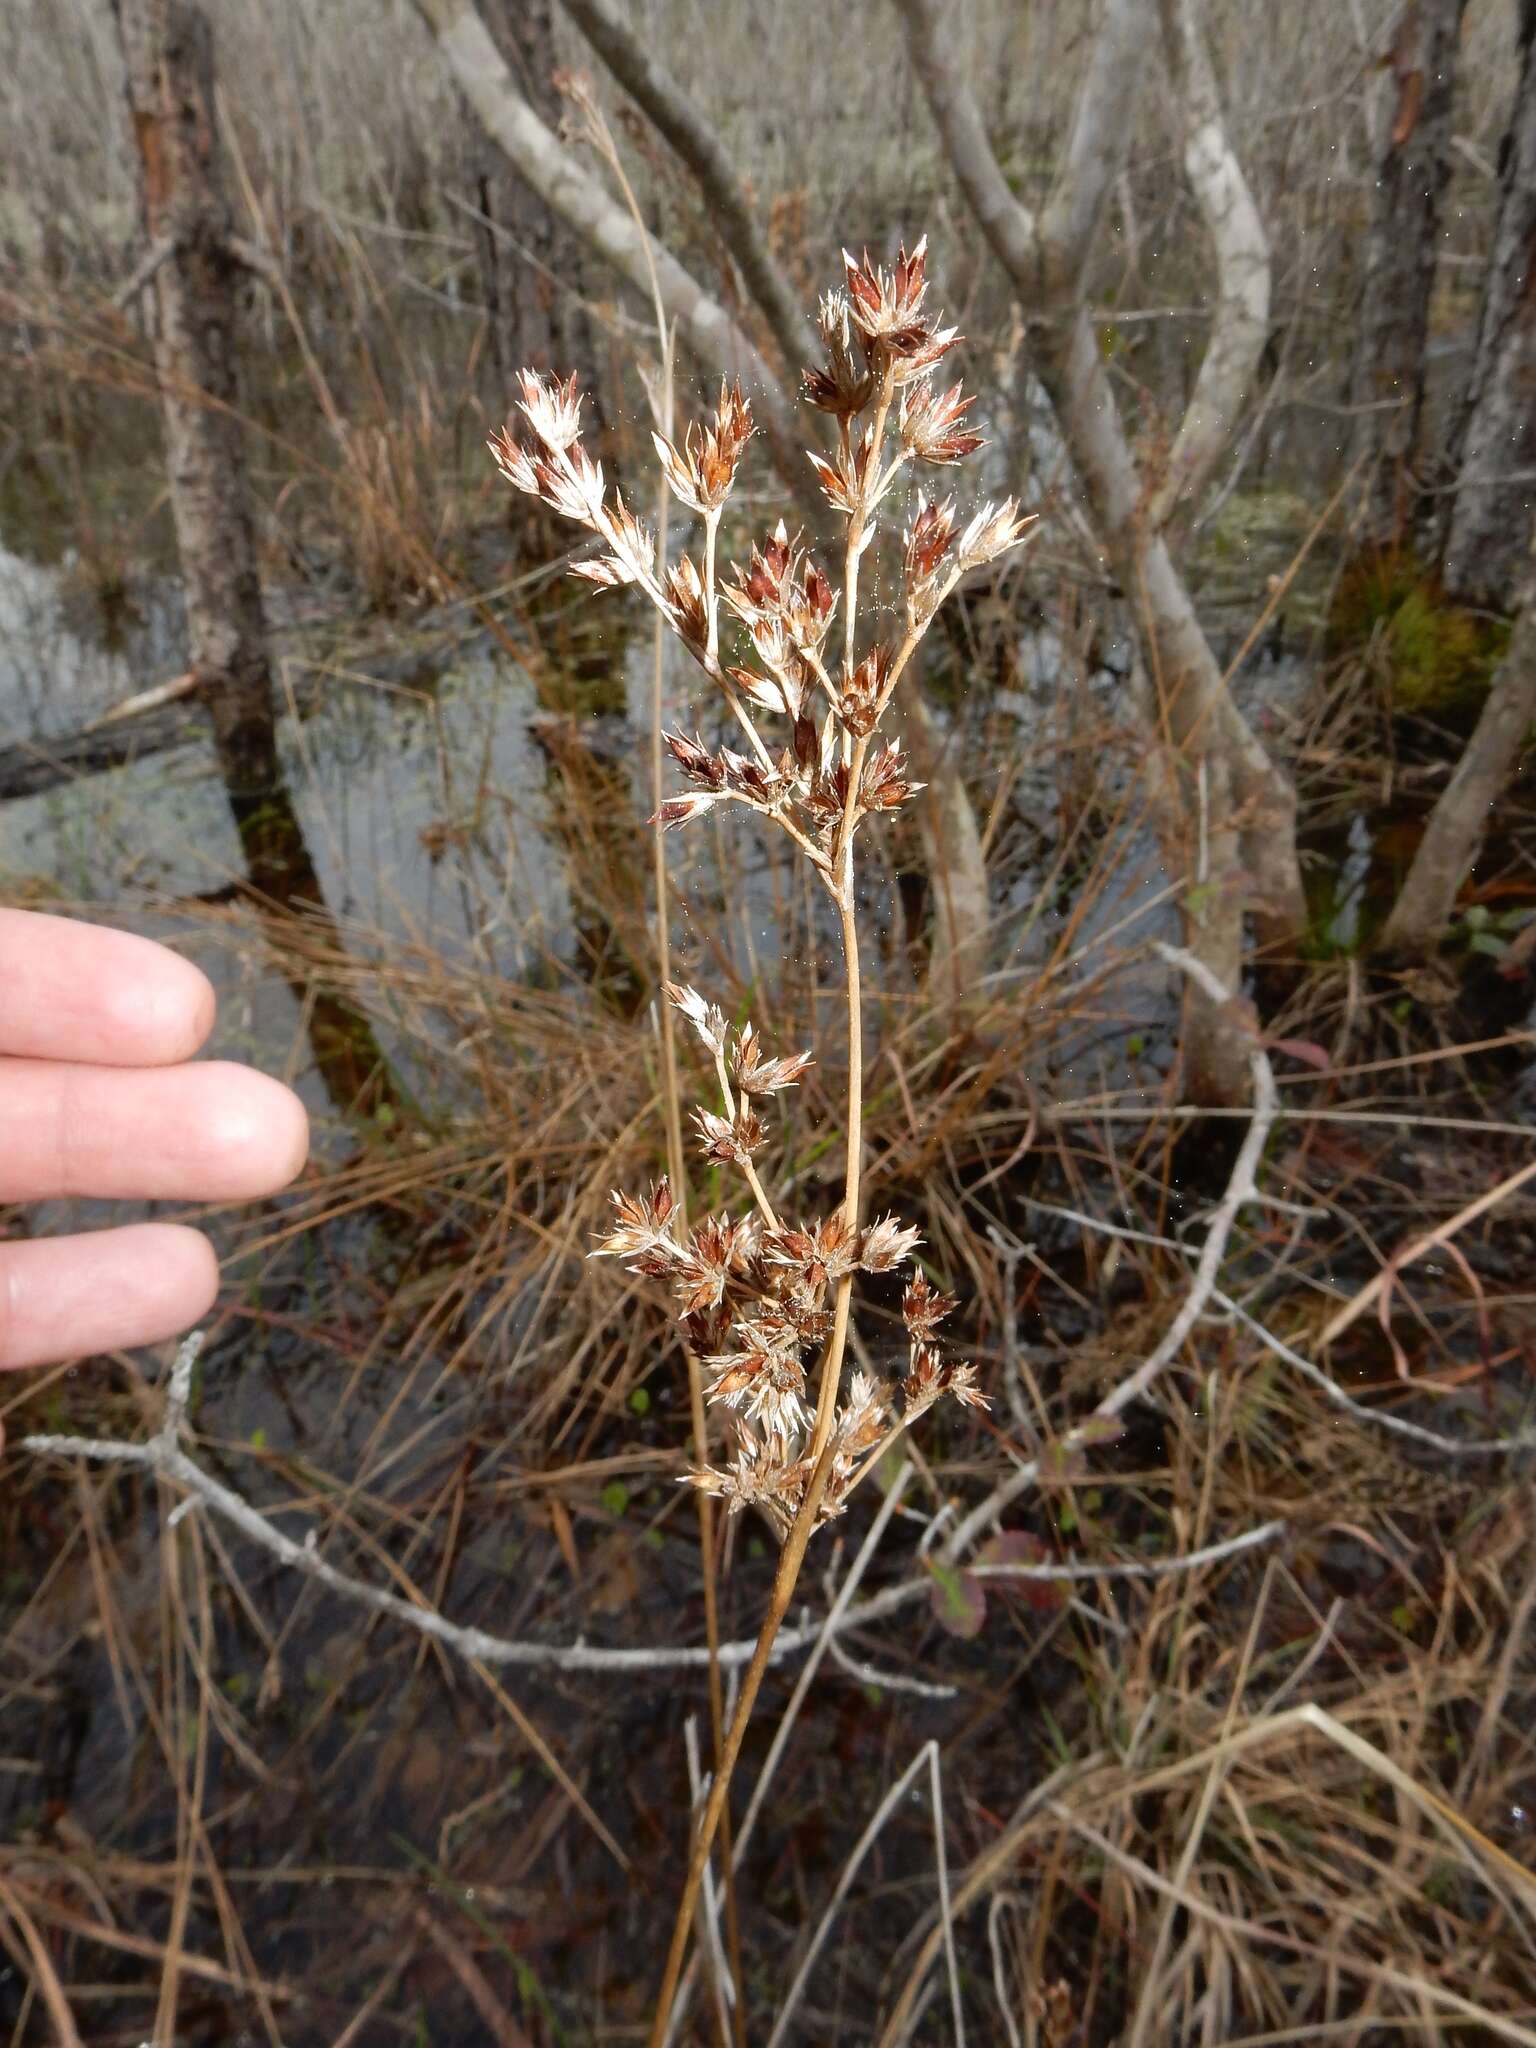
[1329,548,1509,718]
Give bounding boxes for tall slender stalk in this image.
[568,86,746,2032]
[485,236,1033,2035]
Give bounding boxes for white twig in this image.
[1219,1294,1536,1459]
[825,1634,957,1699]
[737,1463,914,1857]
[969,1519,1286,1583]
[1017,1197,1536,1460]
[987,1894,1026,2048]
[161,1331,202,1444]
[22,1392,1293,1684]
[941,942,1277,1558]
[22,1412,923,1675]
[113,234,172,309]
[682,1718,735,2035]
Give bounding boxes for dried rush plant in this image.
[489,237,1034,2032]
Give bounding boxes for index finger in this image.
[0,910,216,1067]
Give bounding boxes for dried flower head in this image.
[490,239,1038,1539]
[843,236,933,356]
[803,290,879,418]
[900,379,983,465]
[662,981,727,1054]
[653,380,754,513]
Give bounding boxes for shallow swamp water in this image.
[3,466,1536,2042]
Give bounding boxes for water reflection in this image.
[0,536,572,1068]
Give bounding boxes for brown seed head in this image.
[900,379,983,465]
[858,1213,924,1271]
[662,980,727,1053]
[858,740,923,817]
[959,498,1038,573]
[803,291,878,418]
[842,236,932,357]
[663,553,709,650]
[653,379,754,513]
[516,368,584,453]
[904,496,957,596]
[903,1273,958,1340]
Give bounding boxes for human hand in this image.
[0,908,308,1377]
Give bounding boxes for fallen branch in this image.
[1019,1195,1536,1459]
[81,669,197,733]
[24,1339,1287,1684]
[112,234,173,310]
[1221,1295,1536,1458]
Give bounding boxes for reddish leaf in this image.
[1267,1037,1332,1072]
[978,1530,1066,1613]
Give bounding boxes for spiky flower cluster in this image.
[491,238,1031,1534]
[591,994,983,1533]
[489,239,1033,880]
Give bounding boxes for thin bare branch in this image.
[941,942,1278,1554]
[556,0,814,378]
[406,0,815,509]
[1145,0,1272,530]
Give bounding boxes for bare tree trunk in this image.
[472,0,597,394]
[410,0,810,500]
[1440,0,1536,612]
[1378,548,1536,954]
[901,692,991,1009]
[115,0,393,1114]
[1349,0,1466,549]
[1146,0,1273,539]
[893,0,1304,1102]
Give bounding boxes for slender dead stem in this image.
[704,505,721,668]
[613,106,743,2021]
[648,864,865,2044]
[712,1047,781,1229]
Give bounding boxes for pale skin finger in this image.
[0,908,309,1378]
[0,1224,219,1375]
[0,908,216,1065]
[0,1058,310,1203]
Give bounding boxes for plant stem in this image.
[648,862,865,2046]
[704,506,720,668]
[712,1047,781,1229]
[649,337,745,2048]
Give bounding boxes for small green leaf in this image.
[599,1480,629,1517]
[249,1426,267,1451]
[926,1557,986,1639]
[629,1386,651,1416]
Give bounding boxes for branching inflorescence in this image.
[489,236,1032,1541]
